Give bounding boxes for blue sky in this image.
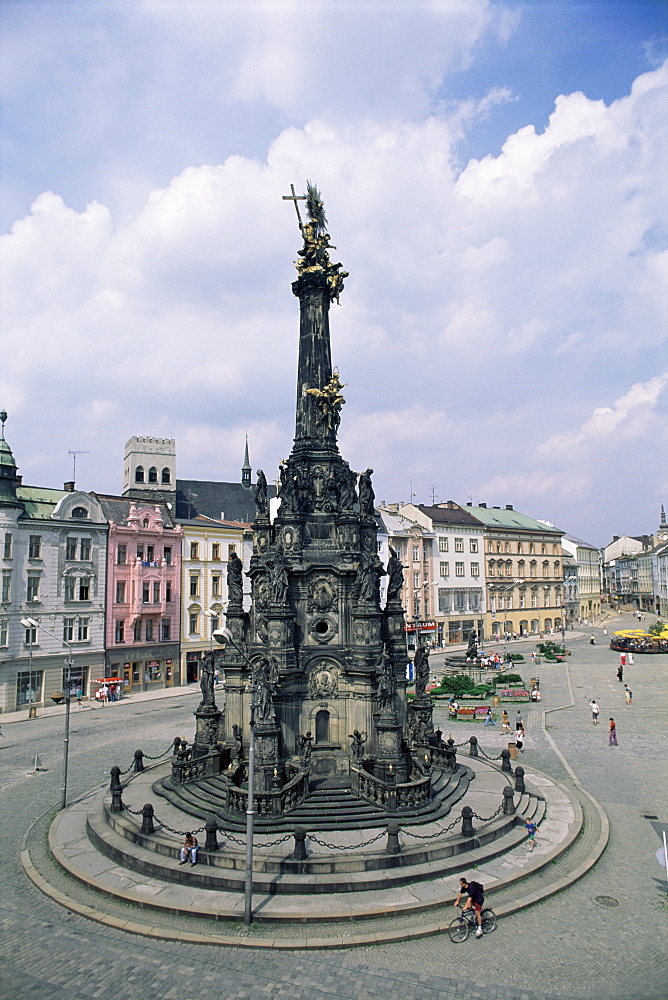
[1,0,667,546]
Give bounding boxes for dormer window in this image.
[71,506,88,519]
[135,466,144,483]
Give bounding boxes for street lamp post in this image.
[211,623,256,927]
[20,618,37,718]
[24,617,74,809]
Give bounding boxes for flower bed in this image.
[499,689,530,699]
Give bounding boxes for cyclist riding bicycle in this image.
[454,877,485,938]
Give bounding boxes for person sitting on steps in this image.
[179,832,199,867]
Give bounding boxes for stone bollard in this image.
[500,748,513,773]
[514,766,526,794]
[133,749,145,772]
[461,805,475,838]
[205,816,219,852]
[468,736,479,758]
[293,826,307,861]
[109,766,123,812]
[386,820,401,855]
[141,802,155,835]
[502,785,516,815]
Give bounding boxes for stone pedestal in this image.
[407,697,434,748]
[373,711,408,782]
[254,717,281,791]
[193,706,223,757]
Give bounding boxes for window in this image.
[413,572,420,589]
[530,561,537,578]
[469,539,478,553]
[471,562,479,577]
[148,466,158,483]
[439,562,449,578]
[413,545,419,561]
[455,562,465,577]
[80,538,91,561]
[115,620,125,643]
[161,619,171,640]
[541,544,547,554]
[212,574,221,597]
[27,576,40,601]
[413,598,420,618]
[117,544,127,565]
[208,614,220,634]
[136,544,144,560]
[161,467,171,484]
[439,537,448,552]
[78,579,90,601]
[165,581,172,603]
[153,582,160,603]
[3,533,12,559]
[163,546,172,565]
[145,619,154,641]
[531,591,538,608]
[454,538,464,553]
[189,612,199,635]
[77,617,89,641]
[135,466,144,483]
[469,592,480,611]
[63,617,75,642]
[518,559,525,576]
[517,542,523,554]
[29,535,42,559]
[529,543,535,554]
[143,518,149,528]
[143,582,150,603]
[66,537,77,560]
[496,541,501,553]
[64,578,75,601]
[519,593,526,609]
[190,542,199,560]
[542,560,549,576]
[71,506,88,519]
[423,544,429,561]
[229,543,236,554]
[212,543,220,560]
[0,617,8,646]
[190,575,199,598]
[438,588,450,613]
[488,561,495,577]
[116,581,126,603]
[146,545,154,562]
[1,573,10,602]
[24,622,38,644]
[506,562,513,577]
[134,619,142,641]
[16,670,43,706]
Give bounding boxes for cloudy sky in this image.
[1,0,666,547]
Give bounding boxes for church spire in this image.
[0,410,21,504]
[241,435,251,489]
[284,183,349,453]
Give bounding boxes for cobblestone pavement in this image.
[1,615,667,1000]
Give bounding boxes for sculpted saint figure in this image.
[270,555,289,603]
[255,656,279,721]
[355,549,385,605]
[199,650,218,709]
[414,644,431,700]
[375,647,397,713]
[305,372,346,433]
[349,729,367,762]
[386,546,404,603]
[255,469,268,518]
[358,468,375,517]
[227,551,244,606]
[297,731,313,764]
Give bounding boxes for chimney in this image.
[506,504,513,510]
[64,481,75,492]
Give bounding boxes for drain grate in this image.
[594,895,619,908]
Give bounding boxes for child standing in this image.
[525,819,538,851]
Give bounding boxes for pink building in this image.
[95,496,182,693]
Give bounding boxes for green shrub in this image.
[509,653,525,662]
[495,672,524,685]
[438,674,477,696]
[537,641,565,655]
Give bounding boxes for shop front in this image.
[404,620,438,650]
[186,650,201,684]
[107,643,179,693]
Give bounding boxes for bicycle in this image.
[448,904,497,942]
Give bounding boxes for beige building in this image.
[462,504,565,641]
[561,534,602,624]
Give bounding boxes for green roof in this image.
[464,505,563,534]
[17,485,68,520]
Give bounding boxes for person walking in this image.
[608,718,618,746]
[589,699,600,725]
[525,819,538,851]
[483,707,496,727]
[589,635,596,645]
[514,728,524,754]
[515,709,524,730]
[627,652,634,666]
[619,651,626,667]
[501,709,511,734]
[616,664,624,683]
[624,684,633,705]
